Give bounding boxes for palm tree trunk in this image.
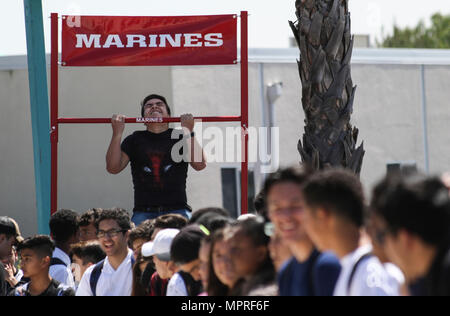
[290,0,365,174]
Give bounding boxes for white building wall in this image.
[1,49,450,236]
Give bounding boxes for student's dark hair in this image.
[189,207,230,225]
[139,219,156,231]
[231,216,275,295]
[71,241,106,265]
[263,165,313,198]
[371,174,450,246]
[0,224,15,240]
[302,168,366,227]
[193,212,235,234]
[140,94,171,117]
[49,209,79,243]
[95,208,132,231]
[253,191,268,221]
[78,208,102,227]
[129,221,155,248]
[233,216,270,247]
[132,252,151,296]
[17,235,55,259]
[153,214,188,230]
[207,228,231,296]
[171,225,206,265]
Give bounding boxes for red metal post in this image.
[240,11,249,215]
[50,13,58,215]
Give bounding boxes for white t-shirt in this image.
[76,249,134,296]
[333,245,399,296]
[15,269,24,283]
[384,263,406,295]
[49,247,75,289]
[166,272,188,296]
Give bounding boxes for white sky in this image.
[1,0,449,56]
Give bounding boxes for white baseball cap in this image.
[237,213,257,221]
[141,228,180,261]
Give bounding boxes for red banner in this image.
[61,15,237,66]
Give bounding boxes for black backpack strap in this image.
[89,259,105,297]
[347,252,373,296]
[50,258,67,267]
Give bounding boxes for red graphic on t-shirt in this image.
[149,152,164,187]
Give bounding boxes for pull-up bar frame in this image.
[50,12,249,216]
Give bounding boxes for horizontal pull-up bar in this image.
[57,116,242,124]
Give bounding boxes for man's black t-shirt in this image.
[0,262,6,296]
[121,129,189,211]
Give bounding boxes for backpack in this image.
[89,256,135,296]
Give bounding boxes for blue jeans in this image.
[131,209,191,226]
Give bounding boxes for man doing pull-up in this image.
[106,94,206,225]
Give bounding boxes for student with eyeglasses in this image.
[76,208,134,296]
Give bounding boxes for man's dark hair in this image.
[371,174,450,247]
[302,168,366,227]
[153,214,188,230]
[189,207,230,225]
[171,225,206,265]
[78,208,102,227]
[17,235,55,259]
[71,241,106,265]
[140,94,171,117]
[49,209,79,243]
[95,208,132,231]
[263,166,313,198]
[129,221,155,246]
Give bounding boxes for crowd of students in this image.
[1,167,450,296]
